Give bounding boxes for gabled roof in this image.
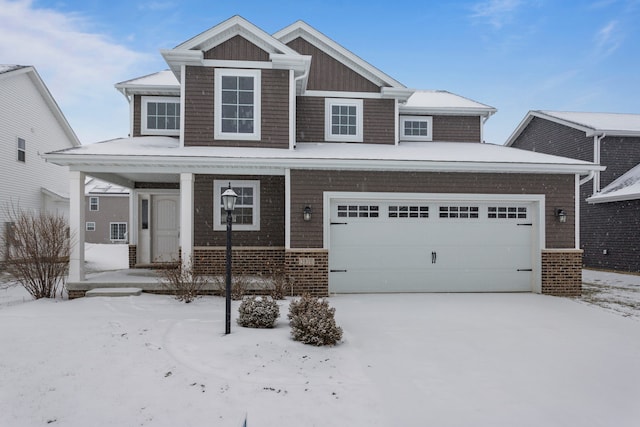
[400,90,496,117]
[273,20,405,89]
[587,163,640,204]
[0,65,81,147]
[115,70,179,97]
[161,15,308,81]
[85,177,130,195]
[506,110,640,146]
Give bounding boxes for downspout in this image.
[291,62,310,150]
[592,133,605,195]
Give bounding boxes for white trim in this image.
[203,59,273,69]
[85,222,96,231]
[305,90,383,99]
[89,196,99,211]
[109,222,128,242]
[399,115,433,142]
[324,98,363,142]
[285,169,291,249]
[69,171,85,282]
[289,69,295,149]
[214,68,261,141]
[179,65,186,147]
[575,174,580,249]
[213,180,260,231]
[323,191,544,293]
[141,96,180,136]
[394,99,399,146]
[180,173,194,269]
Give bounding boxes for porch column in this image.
[180,173,194,270]
[68,171,85,282]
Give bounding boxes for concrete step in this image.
[85,287,142,297]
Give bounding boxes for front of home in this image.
[44,16,602,298]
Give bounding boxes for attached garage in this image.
[327,193,543,293]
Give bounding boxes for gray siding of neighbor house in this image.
[183,66,290,148]
[511,117,640,272]
[84,195,129,244]
[289,170,575,249]
[193,174,285,247]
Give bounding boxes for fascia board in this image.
[273,21,405,89]
[587,193,640,203]
[399,106,497,117]
[43,152,603,175]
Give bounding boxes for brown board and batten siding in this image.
[286,37,381,92]
[183,66,289,148]
[289,170,575,249]
[433,116,482,142]
[193,174,285,247]
[204,35,270,61]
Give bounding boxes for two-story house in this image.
[44,16,602,298]
[506,110,640,273]
[1,65,80,237]
[84,177,130,244]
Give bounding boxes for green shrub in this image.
[288,294,343,346]
[237,296,280,328]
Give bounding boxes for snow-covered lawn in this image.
[1,246,640,426]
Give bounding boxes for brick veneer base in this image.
[541,249,583,296]
[284,249,329,297]
[128,245,136,268]
[193,246,285,276]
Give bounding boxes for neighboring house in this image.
[84,177,130,244]
[0,65,80,231]
[44,16,601,298]
[506,110,640,273]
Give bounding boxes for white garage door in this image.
[329,197,536,293]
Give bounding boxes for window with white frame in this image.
[141,96,180,135]
[17,138,26,162]
[214,69,261,141]
[110,222,127,242]
[400,116,433,141]
[213,180,260,231]
[89,197,99,211]
[325,98,363,142]
[86,222,96,231]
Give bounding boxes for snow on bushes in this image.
[288,294,343,346]
[237,296,280,328]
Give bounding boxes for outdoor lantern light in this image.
[222,183,237,335]
[303,206,312,222]
[555,208,567,223]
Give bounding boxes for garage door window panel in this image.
[389,205,429,218]
[337,205,379,218]
[439,206,479,219]
[488,206,528,219]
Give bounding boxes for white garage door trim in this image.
[323,192,545,293]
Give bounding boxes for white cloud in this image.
[0,0,155,143]
[594,20,623,57]
[471,0,523,29]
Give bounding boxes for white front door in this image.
[329,196,537,293]
[152,194,180,263]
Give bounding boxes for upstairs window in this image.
[89,197,99,211]
[400,116,433,141]
[141,96,180,136]
[213,180,260,231]
[17,138,26,162]
[325,98,363,142]
[214,69,261,141]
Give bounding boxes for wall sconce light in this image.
[555,208,567,223]
[303,206,312,222]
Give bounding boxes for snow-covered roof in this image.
[506,110,640,145]
[115,70,180,97]
[587,163,640,203]
[400,91,496,117]
[0,64,26,75]
[44,137,602,178]
[85,177,129,195]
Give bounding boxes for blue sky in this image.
[1,0,639,145]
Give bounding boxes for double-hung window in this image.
[89,197,99,211]
[17,138,26,162]
[213,180,260,231]
[400,116,433,141]
[325,98,363,142]
[214,69,261,141]
[141,96,180,135]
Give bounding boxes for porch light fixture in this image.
[555,208,567,223]
[222,183,238,335]
[303,206,312,222]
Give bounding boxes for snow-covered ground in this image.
[1,245,640,426]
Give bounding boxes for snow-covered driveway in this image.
[1,289,640,426]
